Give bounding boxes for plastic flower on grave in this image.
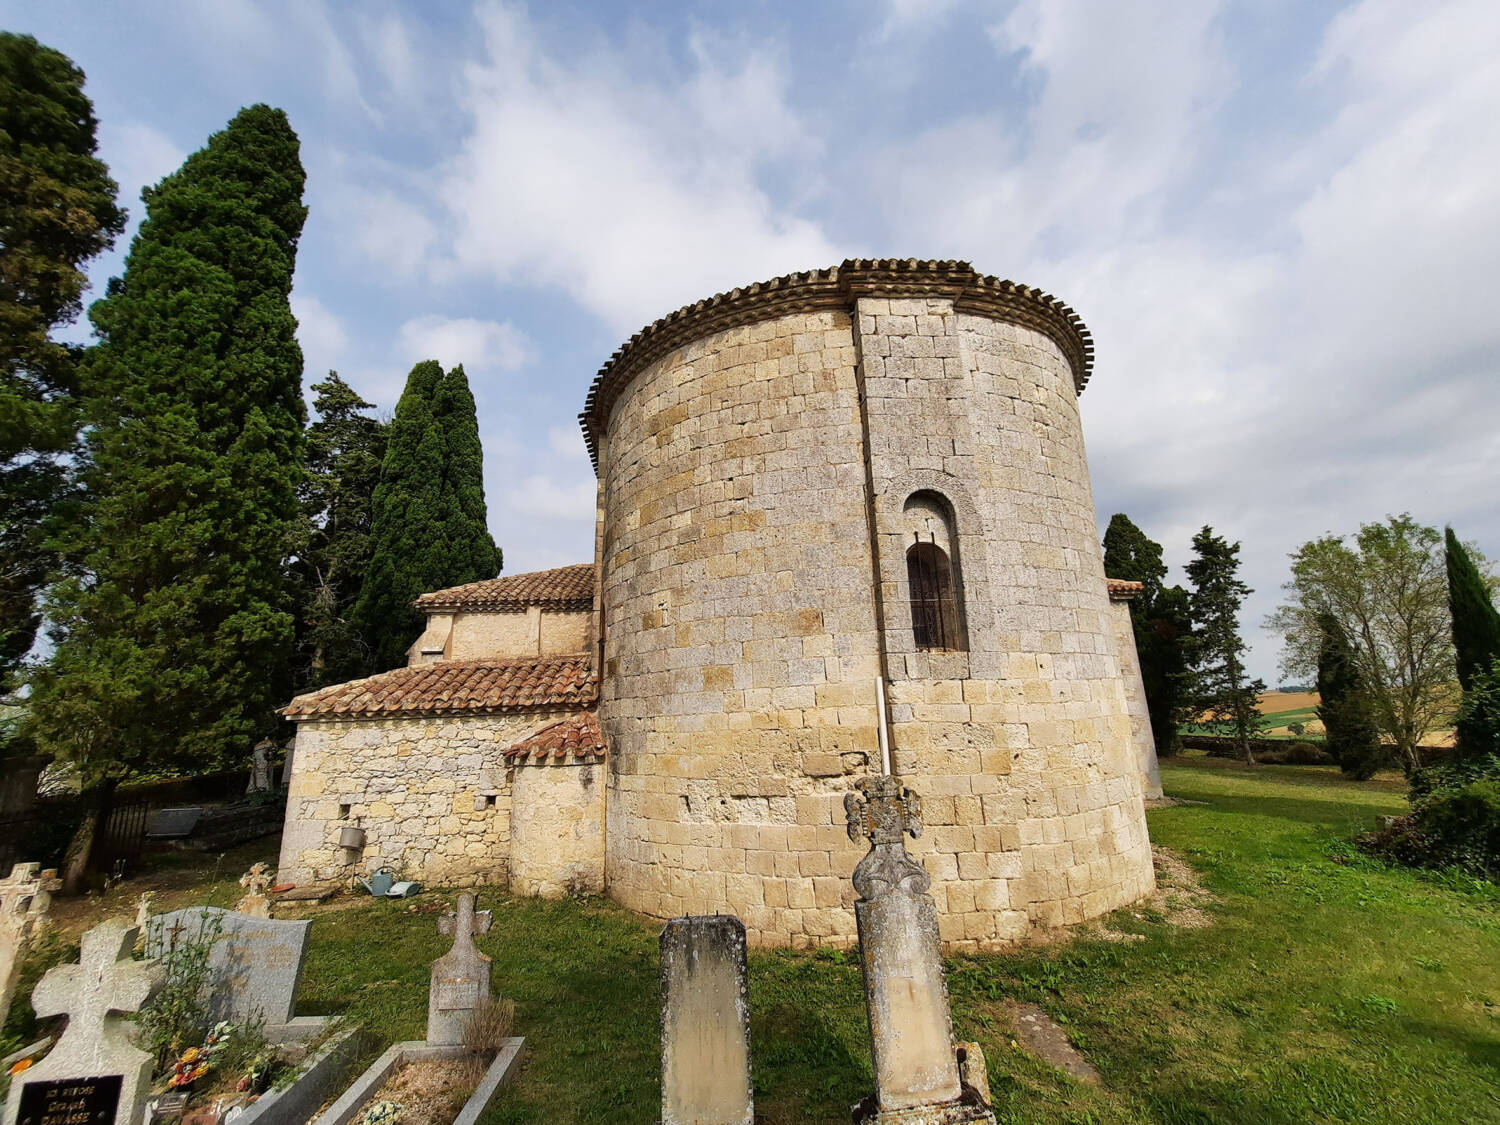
[360,1100,404,1125]
[8,1058,32,1076]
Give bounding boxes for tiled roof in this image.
[282,655,597,719]
[1106,578,1145,601]
[504,713,606,763]
[414,564,595,611]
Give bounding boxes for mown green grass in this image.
[15,764,1497,1123]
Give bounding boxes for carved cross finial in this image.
[32,920,162,1047]
[436,893,492,941]
[844,775,923,846]
[239,862,273,897]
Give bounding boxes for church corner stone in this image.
[660,915,752,1125]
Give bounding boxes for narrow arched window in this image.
[907,540,961,650]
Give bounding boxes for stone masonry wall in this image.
[1108,598,1162,799]
[599,308,881,948]
[859,298,1154,939]
[511,760,606,897]
[277,711,588,888]
[597,296,1155,951]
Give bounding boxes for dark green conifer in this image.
[1102,514,1190,754]
[1446,527,1500,760]
[435,364,502,582]
[297,372,389,687]
[29,105,307,781]
[0,33,125,687]
[1315,611,1384,779]
[1184,526,1266,765]
[354,360,500,671]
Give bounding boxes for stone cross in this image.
[3,919,164,1125]
[426,893,493,1046]
[844,777,995,1125]
[235,863,274,919]
[0,864,62,1031]
[659,915,752,1125]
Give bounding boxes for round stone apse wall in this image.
[586,261,1155,950]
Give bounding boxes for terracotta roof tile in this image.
[414,564,595,611]
[503,713,606,763]
[282,655,597,719]
[1106,578,1145,600]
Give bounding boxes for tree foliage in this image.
[1184,526,1265,764]
[1102,513,1191,753]
[1447,527,1500,762]
[28,105,307,781]
[1269,514,1455,775]
[295,372,388,688]
[1315,611,1385,779]
[354,361,501,672]
[0,33,125,688]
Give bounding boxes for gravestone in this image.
[844,777,995,1124]
[146,908,309,1034]
[3,919,163,1125]
[144,808,203,839]
[427,894,493,1047]
[0,864,62,1029]
[235,863,274,919]
[659,915,752,1125]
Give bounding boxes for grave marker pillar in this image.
[427,893,493,1046]
[845,777,995,1124]
[659,915,752,1125]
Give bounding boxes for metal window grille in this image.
[907,539,961,650]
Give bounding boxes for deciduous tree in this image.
[1269,515,1454,775]
[29,105,307,788]
[0,33,124,688]
[1184,526,1265,765]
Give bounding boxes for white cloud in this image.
[506,473,596,520]
[436,2,842,334]
[99,121,186,204]
[396,315,533,374]
[291,292,349,381]
[868,0,1500,681]
[348,191,440,277]
[547,425,588,460]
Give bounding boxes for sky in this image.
[5,0,1498,684]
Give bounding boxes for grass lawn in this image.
[9,762,1499,1123]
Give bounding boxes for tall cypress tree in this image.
[1102,514,1190,753]
[29,105,307,783]
[1446,527,1500,760]
[1184,526,1265,764]
[354,361,501,671]
[296,372,389,687]
[434,363,502,582]
[1315,611,1384,779]
[0,34,125,688]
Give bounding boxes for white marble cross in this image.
[3,919,164,1125]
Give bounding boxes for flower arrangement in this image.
[359,1100,404,1125]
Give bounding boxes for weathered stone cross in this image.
[0,863,62,1029]
[428,893,494,1047]
[3,919,164,1125]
